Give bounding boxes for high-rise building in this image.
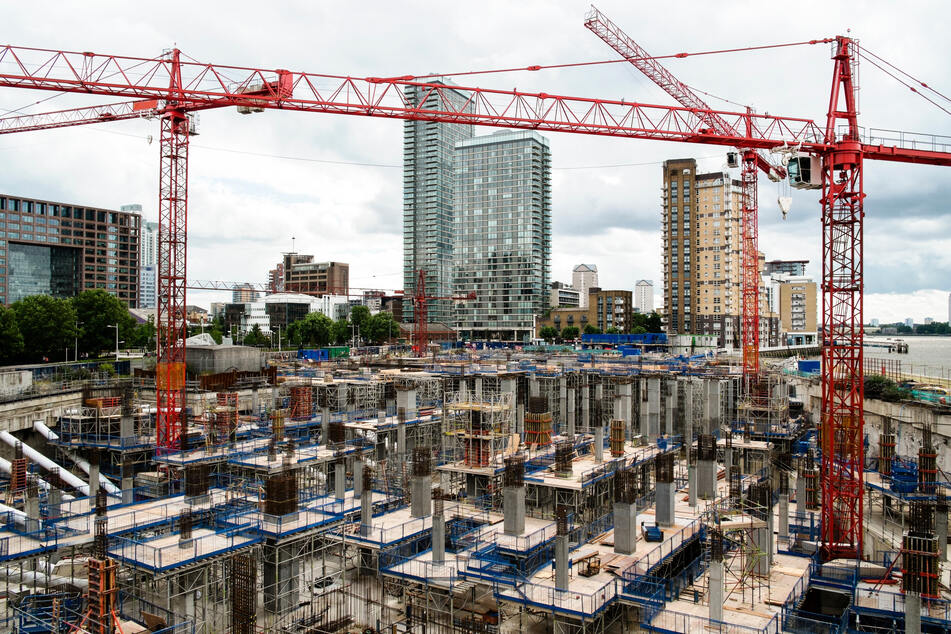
[453,131,551,341]
[572,264,599,308]
[403,80,474,326]
[905,317,914,328]
[536,288,634,335]
[635,279,654,313]
[280,254,348,297]
[133,211,158,309]
[232,283,260,303]
[0,194,140,306]
[774,274,817,345]
[765,259,808,276]
[661,160,778,349]
[267,261,285,293]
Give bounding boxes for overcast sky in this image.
[2,1,949,324]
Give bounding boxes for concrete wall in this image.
[186,346,264,374]
[0,371,32,398]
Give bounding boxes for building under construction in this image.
[0,346,949,634]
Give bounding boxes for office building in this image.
[572,264,599,308]
[635,279,654,313]
[223,292,350,336]
[280,254,348,297]
[550,281,580,308]
[452,131,551,341]
[403,80,474,326]
[268,261,285,293]
[0,194,140,306]
[764,259,808,276]
[661,160,778,349]
[775,274,817,345]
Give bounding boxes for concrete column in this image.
[796,472,807,515]
[411,476,431,519]
[647,378,660,442]
[559,378,567,436]
[88,461,100,510]
[688,464,697,507]
[263,541,300,614]
[724,440,733,474]
[567,388,576,438]
[122,476,134,505]
[120,412,134,446]
[432,512,446,564]
[594,426,604,463]
[613,502,636,555]
[353,457,363,499]
[684,382,694,449]
[251,387,260,417]
[503,486,525,536]
[767,501,775,565]
[754,527,770,575]
[664,382,674,437]
[906,591,922,634]
[937,498,949,562]
[621,382,632,439]
[24,494,40,534]
[397,388,418,420]
[321,407,331,447]
[334,462,346,501]
[361,488,373,537]
[581,385,590,432]
[698,459,716,500]
[709,560,724,623]
[529,377,539,398]
[397,418,407,458]
[475,378,483,401]
[555,534,569,591]
[656,481,674,527]
[779,494,789,540]
[517,403,525,440]
[48,488,61,521]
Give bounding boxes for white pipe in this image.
[33,421,121,495]
[0,455,48,491]
[0,566,88,590]
[0,431,89,496]
[0,501,29,525]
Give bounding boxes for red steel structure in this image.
[584,6,785,378]
[410,269,475,356]
[1,39,949,555]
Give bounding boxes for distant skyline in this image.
[1,1,948,324]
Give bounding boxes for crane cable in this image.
[855,46,951,117]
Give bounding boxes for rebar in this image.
[555,505,568,536]
[655,453,674,484]
[503,454,525,488]
[554,440,574,475]
[412,446,431,477]
[231,553,257,634]
[614,469,637,504]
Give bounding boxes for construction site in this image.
[1,3,951,634]
[0,350,947,634]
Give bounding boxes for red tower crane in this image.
[409,269,475,356]
[584,6,785,379]
[1,37,949,557]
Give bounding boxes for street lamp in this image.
[106,324,119,362]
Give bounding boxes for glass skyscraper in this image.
[452,131,551,342]
[402,81,473,326]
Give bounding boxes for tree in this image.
[0,305,24,364]
[583,324,601,335]
[539,325,559,342]
[349,305,371,333]
[72,289,136,357]
[364,312,400,344]
[332,319,350,346]
[865,375,910,403]
[561,326,580,340]
[287,312,334,348]
[606,326,621,334]
[11,295,77,362]
[243,324,266,346]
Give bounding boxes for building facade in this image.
[662,160,780,349]
[536,288,633,336]
[453,131,551,342]
[133,213,158,309]
[232,283,260,303]
[223,292,350,336]
[572,264,599,308]
[280,254,348,297]
[0,194,140,306]
[403,80,474,325]
[635,279,654,313]
[764,259,808,276]
[267,261,285,293]
[550,281,580,308]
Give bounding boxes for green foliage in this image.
[605,326,621,334]
[561,326,580,340]
[11,295,77,362]
[0,305,24,364]
[242,324,267,346]
[287,312,335,348]
[915,322,951,335]
[628,311,663,334]
[99,362,116,377]
[128,315,155,349]
[349,305,371,332]
[583,324,602,335]
[331,319,350,346]
[72,290,136,357]
[864,375,910,403]
[364,311,400,344]
[539,325,559,342]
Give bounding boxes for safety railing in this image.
[646,609,780,633]
[624,518,702,577]
[496,575,618,617]
[109,520,261,572]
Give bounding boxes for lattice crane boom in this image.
[1,39,950,557]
